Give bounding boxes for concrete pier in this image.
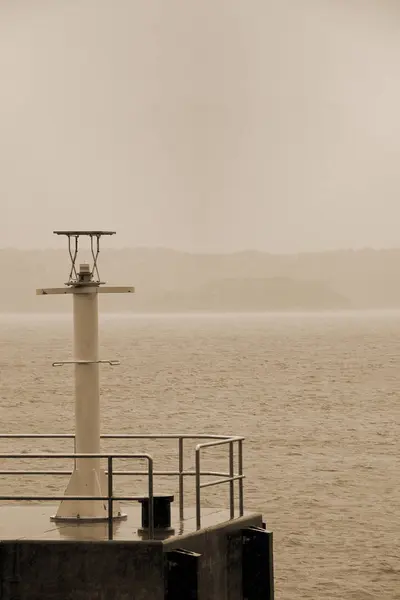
[0,504,273,599]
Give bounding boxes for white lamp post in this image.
[37,231,134,521]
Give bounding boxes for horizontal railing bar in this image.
[103,434,241,440]
[0,471,72,476]
[0,496,148,502]
[0,434,241,441]
[102,434,239,440]
[0,434,75,439]
[195,438,244,451]
[200,475,245,489]
[0,469,232,477]
[0,453,151,459]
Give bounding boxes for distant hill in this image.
[2,246,400,312]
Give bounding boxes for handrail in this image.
[0,452,154,540]
[195,437,244,529]
[0,434,245,530]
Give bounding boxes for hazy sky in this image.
[1,0,400,252]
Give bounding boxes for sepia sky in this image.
[1,0,400,253]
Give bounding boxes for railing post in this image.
[178,437,184,521]
[148,457,154,539]
[229,442,234,520]
[238,439,244,516]
[107,456,113,540]
[195,448,201,530]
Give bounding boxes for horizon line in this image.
[0,245,399,256]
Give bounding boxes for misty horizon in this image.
[2,243,400,255]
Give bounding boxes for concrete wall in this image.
[0,541,164,600]
[163,513,264,600]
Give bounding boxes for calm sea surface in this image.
[0,311,399,599]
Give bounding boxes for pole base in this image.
[52,468,123,521]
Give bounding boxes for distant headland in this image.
[1,246,400,312]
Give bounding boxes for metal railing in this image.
[0,452,153,539]
[0,434,245,533]
[195,437,244,529]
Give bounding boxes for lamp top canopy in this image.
[54,230,116,237]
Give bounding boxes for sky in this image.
[1,0,400,253]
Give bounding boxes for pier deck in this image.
[0,504,259,542]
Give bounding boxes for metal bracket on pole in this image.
[53,230,116,286]
[52,360,120,367]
